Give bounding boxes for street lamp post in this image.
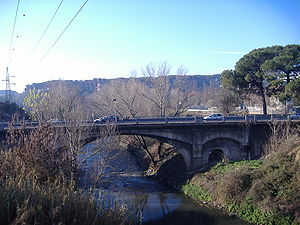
[262,79,269,114]
[113,98,117,122]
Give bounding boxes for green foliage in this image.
[235,46,281,93]
[221,44,300,113]
[23,88,49,121]
[285,78,300,105]
[182,183,213,202]
[262,44,300,104]
[220,47,273,114]
[209,160,262,175]
[262,44,300,83]
[226,198,297,225]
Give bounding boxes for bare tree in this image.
[141,61,172,117]
[139,62,196,163]
[89,77,151,118]
[214,88,241,115]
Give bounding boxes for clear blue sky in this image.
[1,0,299,92]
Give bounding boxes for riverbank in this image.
[0,124,133,225]
[180,133,300,225]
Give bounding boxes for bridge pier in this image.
[191,143,203,158]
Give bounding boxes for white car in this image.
[203,113,223,120]
[93,115,119,124]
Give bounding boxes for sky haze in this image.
[0,0,299,92]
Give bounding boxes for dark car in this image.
[46,118,64,124]
[290,113,300,120]
[93,115,119,123]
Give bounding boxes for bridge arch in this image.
[202,138,248,165]
[201,132,247,146]
[81,130,193,171]
[117,127,196,170]
[126,134,193,171]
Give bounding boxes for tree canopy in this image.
[221,44,300,114]
[262,44,300,103]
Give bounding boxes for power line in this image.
[35,0,89,68]
[27,0,64,60]
[7,0,21,64]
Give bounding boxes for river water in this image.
[79,142,252,225]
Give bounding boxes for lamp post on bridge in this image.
[262,79,269,115]
[113,98,117,122]
[175,101,182,117]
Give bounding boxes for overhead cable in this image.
[7,0,21,64]
[27,0,64,60]
[35,0,89,68]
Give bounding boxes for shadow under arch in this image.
[128,133,193,171]
[202,137,248,166]
[208,149,224,165]
[81,130,193,172]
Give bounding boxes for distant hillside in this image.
[24,74,221,95]
[0,90,21,102]
[0,90,19,96]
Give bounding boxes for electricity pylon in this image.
[2,67,15,102]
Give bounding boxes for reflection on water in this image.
[80,143,251,225]
[94,175,252,225]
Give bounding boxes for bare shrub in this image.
[0,122,72,183]
[215,166,253,204]
[0,121,134,225]
[264,122,299,157]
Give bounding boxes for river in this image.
[79,141,252,225]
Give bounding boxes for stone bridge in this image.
[0,118,288,172]
[89,121,271,172]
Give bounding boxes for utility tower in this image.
[2,67,15,102]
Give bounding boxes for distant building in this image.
[187,105,209,112]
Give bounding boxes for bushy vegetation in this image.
[0,123,133,225]
[182,124,300,225]
[0,180,131,225]
[0,102,28,121]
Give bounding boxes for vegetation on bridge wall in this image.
[182,125,300,225]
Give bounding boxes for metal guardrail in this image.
[0,115,300,130]
[115,114,300,125]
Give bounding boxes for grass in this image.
[182,183,213,202]
[209,160,262,175]
[0,179,133,225]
